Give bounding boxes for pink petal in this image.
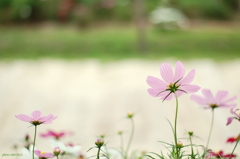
[175,91,185,97]
[221,103,236,109]
[233,108,240,116]
[159,91,173,100]
[42,152,54,158]
[180,84,200,93]
[31,111,42,120]
[215,90,228,103]
[222,96,237,104]
[226,117,234,125]
[147,88,166,97]
[190,95,208,105]
[202,89,214,103]
[40,114,57,124]
[180,69,195,84]
[160,62,174,83]
[146,76,167,89]
[15,114,33,122]
[173,61,185,82]
[34,150,41,156]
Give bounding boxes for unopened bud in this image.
[53,147,61,156]
[188,131,193,136]
[95,139,104,148]
[118,131,123,135]
[177,141,183,148]
[25,134,30,142]
[127,112,134,118]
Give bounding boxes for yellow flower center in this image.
[40,152,46,154]
[210,104,218,109]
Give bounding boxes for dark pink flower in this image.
[15,110,57,126]
[227,108,240,125]
[40,130,72,140]
[34,150,54,158]
[191,89,236,110]
[226,134,240,143]
[146,61,200,101]
[206,150,236,159]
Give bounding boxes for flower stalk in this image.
[206,109,215,150]
[230,136,240,158]
[125,113,135,159]
[33,125,37,159]
[173,92,180,159]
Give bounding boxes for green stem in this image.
[119,133,125,158]
[230,136,240,158]
[125,118,134,159]
[173,93,179,159]
[189,136,194,158]
[206,109,214,150]
[33,125,37,159]
[96,147,101,159]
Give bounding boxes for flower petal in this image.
[180,69,195,84]
[39,114,57,124]
[159,91,174,100]
[226,117,234,125]
[147,88,166,97]
[180,84,200,93]
[160,62,174,83]
[222,95,237,104]
[34,150,41,156]
[15,114,33,122]
[215,90,228,103]
[202,89,214,103]
[173,61,185,82]
[190,94,208,105]
[146,76,167,89]
[31,111,42,120]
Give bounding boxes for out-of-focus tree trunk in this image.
[133,0,147,54]
[58,0,76,23]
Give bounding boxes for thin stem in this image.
[189,136,194,158]
[96,147,101,159]
[206,109,214,150]
[119,133,125,157]
[173,93,180,159]
[125,118,135,159]
[32,125,37,159]
[230,137,240,157]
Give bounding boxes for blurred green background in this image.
[0,0,240,61]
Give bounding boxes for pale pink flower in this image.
[40,130,72,140]
[226,108,240,125]
[146,61,200,101]
[191,89,237,110]
[34,150,54,158]
[15,110,57,126]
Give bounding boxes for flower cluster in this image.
[14,61,239,159]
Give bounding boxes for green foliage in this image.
[0,26,240,61]
[173,0,234,19]
[0,0,239,23]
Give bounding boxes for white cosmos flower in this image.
[49,139,83,157]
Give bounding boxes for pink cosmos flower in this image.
[34,150,54,158]
[206,150,236,159]
[227,108,240,125]
[15,110,57,126]
[146,61,200,101]
[226,134,240,143]
[40,130,72,140]
[190,89,236,110]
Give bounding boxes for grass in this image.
[0,24,240,61]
